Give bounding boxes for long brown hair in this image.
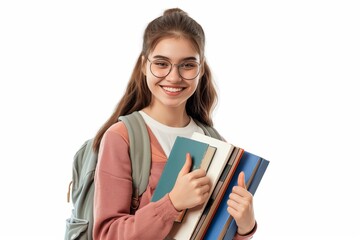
[93,8,218,152]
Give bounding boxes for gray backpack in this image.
[65,111,222,240]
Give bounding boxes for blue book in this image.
[204,151,269,240]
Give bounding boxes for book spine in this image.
[248,159,270,195]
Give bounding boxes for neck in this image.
[142,106,190,127]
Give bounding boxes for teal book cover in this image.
[151,136,216,202]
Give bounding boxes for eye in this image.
[153,60,170,68]
[181,62,198,70]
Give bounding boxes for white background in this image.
[1,0,359,239]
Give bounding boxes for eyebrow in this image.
[152,55,199,62]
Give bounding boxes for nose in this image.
[166,64,182,82]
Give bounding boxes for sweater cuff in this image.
[233,221,257,240]
[153,194,181,222]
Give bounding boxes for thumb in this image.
[237,171,247,190]
[178,153,192,176]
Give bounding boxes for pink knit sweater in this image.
[93,121,256,240]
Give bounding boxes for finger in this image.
[187,176,210,192]
[227,198,240,210]
[228,192,250,204]
[194,176,211,187]
[197,191,210,205]
[227,205,238,218]
[196,184,211,195]
[231,186,251,198]
[178,153,192,176]
[237,171,247,190]
[227,204,245,222]
[188,168,207,178]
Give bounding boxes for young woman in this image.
[93,8,257,240]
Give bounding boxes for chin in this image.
[161,100,187,109]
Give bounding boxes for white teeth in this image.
[162,87,183,92]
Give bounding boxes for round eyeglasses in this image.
[147,57,201,80]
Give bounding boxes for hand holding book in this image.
[227,171,256,236]
[169,153,211,211]
[151,137,216,223]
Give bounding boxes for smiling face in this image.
[144,37,201,112]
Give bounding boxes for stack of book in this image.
[151,132,269,240]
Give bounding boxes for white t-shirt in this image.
[139,111,204,157]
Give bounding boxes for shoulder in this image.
[104,121,129,144]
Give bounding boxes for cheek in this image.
[146,75,159,92]
[190,78,200,93]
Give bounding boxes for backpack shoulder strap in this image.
[194,119,223,140]
[119,111,151,210]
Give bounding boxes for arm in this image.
[93,125,179,240]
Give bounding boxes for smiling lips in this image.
[162,86,184,93]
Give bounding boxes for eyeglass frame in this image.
[146,57,202,80]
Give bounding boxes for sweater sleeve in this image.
[93,126,180,240]
[233,222,257,240]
